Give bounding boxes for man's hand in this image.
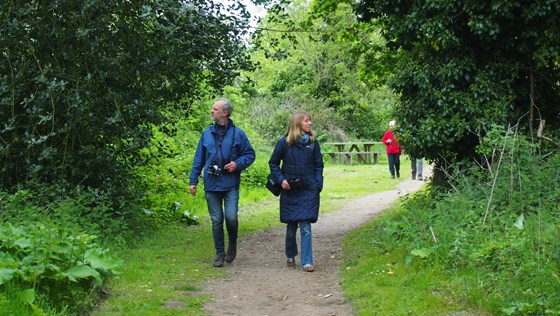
[224,161,237,172]
[189,185,197,196]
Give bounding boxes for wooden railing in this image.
[322,142,383,165]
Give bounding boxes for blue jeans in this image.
[205,190,239,256]
[411,157,423,177]
[285,221,313,266]
[388,153,400,177]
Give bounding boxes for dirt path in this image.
[202,172,430,316]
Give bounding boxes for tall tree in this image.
[352,0,560,177]
[0,0,252,193]
[250,0,396,141]
[310,0,560,182]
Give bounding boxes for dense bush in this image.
[248,93,348,145]
[0,222,123,315]
[0,0,252,195]
[0,184,138,313]
[0,185,146,249]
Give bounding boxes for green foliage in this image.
[132,121,202,226]
[0,185,145,249]
[0,282,60,316]
[350,0,560,174]
[0,0,253,196]
[248,94,347,146]
[351,130,560,314]
[0,222,123,314]
[250,0,396,142]
[341,234,468,315]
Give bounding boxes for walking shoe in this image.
[302,264,315,272]
[213,255,225,267]
[391,175,395,179]
[286,258,296,267]
[225,241,237,263]
[418,175,423,181]
[411,176,416,180]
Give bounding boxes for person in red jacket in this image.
[382,120,401,179]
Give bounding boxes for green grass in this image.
[341,215,475,315]
[93,162,410,315]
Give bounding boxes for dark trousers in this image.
[388,153,400,177]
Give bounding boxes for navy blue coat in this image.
[268,136,324,223]
[189,120,255,191]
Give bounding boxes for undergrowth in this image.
[342,126,560,315]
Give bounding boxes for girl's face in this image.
[301,115,312,133]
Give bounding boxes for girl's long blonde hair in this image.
[285,111,315,145]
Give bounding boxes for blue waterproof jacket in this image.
[268,136,324,223]
[189,120,255,191]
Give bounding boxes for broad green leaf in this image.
[14,237,33,249]
[410,248,431,259]
[63,265,101,283]
[85,249,124,274]
[0,252,16,266]
[20,288,35,304]
[0,268,16,285]
[501,306,517,315]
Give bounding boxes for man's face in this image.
[211,102,226,122]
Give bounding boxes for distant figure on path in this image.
[411,157,424,180]
[189,98,256,268]
[382,120,401,179]
[268,111,324,272]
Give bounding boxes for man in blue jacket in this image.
[189,98,256,267]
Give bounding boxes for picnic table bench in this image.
[322,142,383,165]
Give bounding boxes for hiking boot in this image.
[418,175,423,181]
[411,176,416,180]
[226,241,237,263]
[286,258,296,268]
[213,255,225,267]
[302,264,315,272]
[391,175,395,179]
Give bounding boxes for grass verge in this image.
[341,209,488,315]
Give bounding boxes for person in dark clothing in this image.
[268,111,324,272]
[189,98,256,267]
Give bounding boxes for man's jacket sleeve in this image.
[234,130,255,171]
[189,134,205,185]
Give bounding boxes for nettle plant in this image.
[0,222,123,313]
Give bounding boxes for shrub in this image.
[0,222,123,314]
[379,127,560,314]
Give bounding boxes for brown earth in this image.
[201,169,432,316]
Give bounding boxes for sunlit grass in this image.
[341,217,462,315]
[341,204,491,315]
[94,225,213,316]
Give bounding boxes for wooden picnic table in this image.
[322,142,383,164]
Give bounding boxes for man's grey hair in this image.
[218,98,233,117]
